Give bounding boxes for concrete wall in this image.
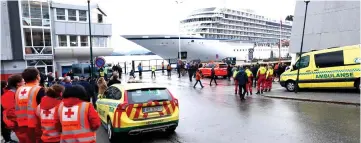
[1,1,13,60]
[0,61,26,74]
[290,1,360,53]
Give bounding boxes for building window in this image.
[58,35,67,46]
[97,14,103,23]
[32,28,44,46]
[69,36,78,47]
[23,28,32,46]
[56,8,65,20]
[79,10,87,21]
[80,36,88,46]
[92,36,107,47]
[68,9,77,21]
[44,29,51,46]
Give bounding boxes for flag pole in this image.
[279,19,282,63]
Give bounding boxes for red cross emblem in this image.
[43,110,51,117]
[20,89,27,96]
[64,108,74,118]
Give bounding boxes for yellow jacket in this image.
[266,69,274,79]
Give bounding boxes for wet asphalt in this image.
[96,72,360,143]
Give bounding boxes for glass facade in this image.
[20,0,53,74]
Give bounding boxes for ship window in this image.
[191,40,194,42]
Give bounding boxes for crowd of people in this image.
[0,67,125,143]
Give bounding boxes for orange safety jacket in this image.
[15,85,41,127]
[58,102,96,143]
[36,105,61,142]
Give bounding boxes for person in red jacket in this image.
[1,74,25,143]
[58,85,100,143]
[35,84,64,143]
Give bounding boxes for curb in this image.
[263,95,360,106]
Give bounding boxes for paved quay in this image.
[95,71,360,143]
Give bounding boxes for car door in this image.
[292,55,314,88]
[97,87,115,122]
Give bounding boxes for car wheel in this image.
[165,127,177,133]
[355,80,360,92]
[286,81,296,92]
[107,119,116,142]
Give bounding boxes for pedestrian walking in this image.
[15,68,46,143]
[193,70,204,88]
[209,67,218,86]
[235,67,248,100]
[58,85,100,143]
[167,64,172,77]
[162,62,165,74]
[177,63,181,78]
[2,75,24,143]
[138,63,143,78]
[227,64,232,81]
[251,64,259,87]
[245,66,253,95]
[233,66,239,94]
[35,84,64,143]
[151,65,156,78]
[265,66,274,92]
[188,64,194,82]
[256,64,267,94]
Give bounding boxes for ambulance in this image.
[280,44,360,92]
[96,83,179,142]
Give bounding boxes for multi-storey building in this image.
[1,0,113,79]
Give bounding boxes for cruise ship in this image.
[122,7,292,62]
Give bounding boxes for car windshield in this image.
[205,64,215,68]
[127,88,172,104]
[219,64,228,68]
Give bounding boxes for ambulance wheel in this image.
[107,119,117,142]
[286,81,296,92]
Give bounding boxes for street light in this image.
[87,0,94,79]
[175,0,183,60]
[295,0,310,93]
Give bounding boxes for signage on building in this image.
[24,55,53,60]
[95,57,106,67]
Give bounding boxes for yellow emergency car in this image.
[96,83,179,142]
[280,44,360,92]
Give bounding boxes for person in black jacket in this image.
[227,64,232,81]
[108,74,121,87]
[235,67,248,100]
[251,64,259,87]
[210,67,218,86]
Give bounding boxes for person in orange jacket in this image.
[35,84,64,143]
[193,70,204,88]
[2,75,25,143]
[15,68,46,143]
[256,64,267,94]
[58,85,101,143]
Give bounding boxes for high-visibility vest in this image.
[151,66,156,71]
[15,85,41,127]
[233,70,238,78]
[36,104,61,142]
[266,69,274,79]
[58,102,96,143]
[258,67,267,75]
[99,71,105,77]
[245,69,253,77]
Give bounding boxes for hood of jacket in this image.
[62,97,83,107]
[40,96,62,110]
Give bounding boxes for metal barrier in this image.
[132,58,178,72]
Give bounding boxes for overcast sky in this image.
[55,0,296,52]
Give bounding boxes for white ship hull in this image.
[122,35,290,62]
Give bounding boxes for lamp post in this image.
[295,0,310,93]
[87,0,94,79]
[175,0,182,60]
